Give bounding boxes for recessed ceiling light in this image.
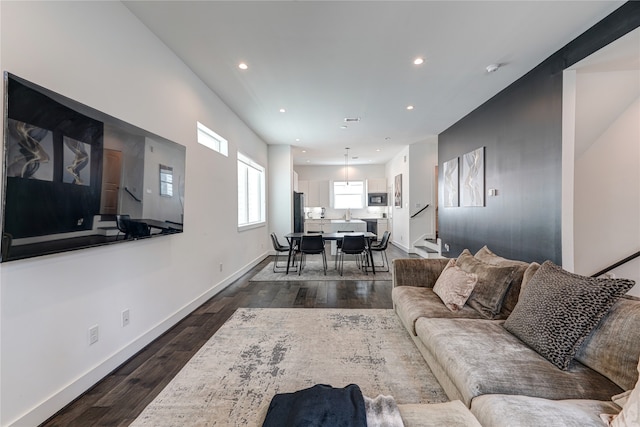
[340,125,348,129]
[406,105,414,110]
[296,138,301,142]
[486,63,500,73]
[306,160,310,163]
[238,62,248,70]
[302,150,306,153]
[376,149,381,152]
[279,108,286,113]
[413,57,424,65]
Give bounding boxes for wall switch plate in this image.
[122,309,130,327]
[89,325,99,345]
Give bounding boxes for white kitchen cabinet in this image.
[304,219,325,233]
[377,219,389,238]
[299,180,329,207]
[367,178,387,193]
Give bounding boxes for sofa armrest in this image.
[392,258,450,288]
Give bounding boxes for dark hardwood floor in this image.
[40,244,417,427]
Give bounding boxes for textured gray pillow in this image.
[504,261,635,370]
[456,249,517,319]
[474,245,530,315]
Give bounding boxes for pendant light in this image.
[344,147,350,185]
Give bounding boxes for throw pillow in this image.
[474,245,531,315]
[433,258,479,312]
[456,249,517,319]
[504,261,635,370]
[607,358,640,426]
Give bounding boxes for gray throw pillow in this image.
[456,249,517,319]
[504,260,635,370]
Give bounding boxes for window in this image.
[238,152,266,228]
[159,164,173,197]
[197,121,228,156]
[333,180,365,209]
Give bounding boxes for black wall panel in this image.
[438,2,640,264]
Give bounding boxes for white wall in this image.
[386,147,411,251]
[268,145,294,240]
[408,138,438,246]
[563,64,640,297]
[0,2,269,426]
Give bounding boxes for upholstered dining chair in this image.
[115,214,131,240]
[368,230,390,272]
[338,234,368,276]
[270,232,297,272]
[297,234,327,275]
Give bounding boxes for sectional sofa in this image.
[392,246,640,427]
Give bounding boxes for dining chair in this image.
[297,234,327,275]
[368,230,390,272]
[115,214,131,240]
[334,230,354,269]
[338,234,367,276]
[270,232,297,272]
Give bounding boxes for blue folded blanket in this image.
[262,384,367,427]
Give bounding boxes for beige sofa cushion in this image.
[392,286,484,336]
[399,401,482,427]
[415,317,623,406]
[576,296,640,391]
[471,394,620,427]
[610,356,640,426]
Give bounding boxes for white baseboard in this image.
[8,253,267,427]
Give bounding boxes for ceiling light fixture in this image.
[406,105,414,110]
[340,125,348,129]
[344,147,350,185]
[279,108,286,113]
[413,57,424,65]
[238,62,248,70]
[486,63,500,73]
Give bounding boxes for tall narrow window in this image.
[238,152,265,228]
[197,121,228,156]
[159,164,173,197]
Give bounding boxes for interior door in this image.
[100,149,122,215]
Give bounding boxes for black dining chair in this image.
[368,230,390,272]
[297,234,327,275]
[334,230,354,269]
[338,234,368,276]
[270,232,297,272]
[115,214,131,240]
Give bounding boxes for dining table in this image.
[284,231,378,275]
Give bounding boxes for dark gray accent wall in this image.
[438,2,640,264]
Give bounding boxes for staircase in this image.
[413,237,442,259]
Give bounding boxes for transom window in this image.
[197,121,228,157]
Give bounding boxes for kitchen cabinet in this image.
[367,178,387,193]
[298,180,329,207]
[377,219,389,238]
[304,219,325,233]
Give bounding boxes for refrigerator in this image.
[293,191,305,233]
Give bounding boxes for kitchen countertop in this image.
[330,219,365,224]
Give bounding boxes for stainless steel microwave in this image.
[368,193,388,206]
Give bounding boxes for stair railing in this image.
[591,251,640,278]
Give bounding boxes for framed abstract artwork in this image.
[461,147,485,207]
[394,174,402,208]
[443,157,459,207]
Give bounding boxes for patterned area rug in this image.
[250,260,392,281]
[131,308,447,426]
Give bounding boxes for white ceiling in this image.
[123,1,625,166]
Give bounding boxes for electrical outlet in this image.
[122,309,130,327]
[89,325,99,345]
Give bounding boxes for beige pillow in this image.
[610,358,640,426]
[433,258,479,312]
